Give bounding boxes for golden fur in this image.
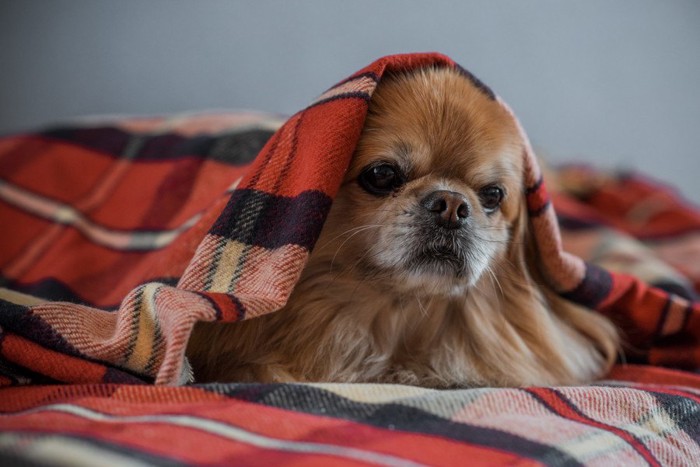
[187,68,619,387]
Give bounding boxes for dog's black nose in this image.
[420,190,470,229]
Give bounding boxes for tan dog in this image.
[187,67,619,387]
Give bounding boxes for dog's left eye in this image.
[479,185,504,212]
[358,163,404,195]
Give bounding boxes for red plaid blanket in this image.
[2,53,700,465]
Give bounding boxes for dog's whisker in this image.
[414,293,429,319]
[485,265,505,299]
[317,224,385,251]
[327,225,386,272]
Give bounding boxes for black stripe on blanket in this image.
[561,262,613,310]
[40,127,274,165]
[201,383,582,466]
[210,189,332,250]
[647,390,700,443]
[0,276,179,310]
[0,300,81,356]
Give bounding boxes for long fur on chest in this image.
[188,257,615,387]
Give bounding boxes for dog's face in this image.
[318,68,524,297]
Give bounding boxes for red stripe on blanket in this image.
[239,101,368,199]
[7,233,184,305]
[607,364,700,389]
[648,335,700,369]
[2,419,398,467]
[203,292,243,322]
[0,202,52,267]
[0,385,223,412]
[527,387,661,467]
[0,389,537,467]
[526,177,551,217]
[87,159,247,230]
[0,137,114,203]
[350,52,456,84]
[598,272,670,346]
[1,152,246,232]
[583,174,700,239]
[0,333,107,384]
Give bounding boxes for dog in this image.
[187,67,619,387]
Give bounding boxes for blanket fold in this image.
[1,53,699,387]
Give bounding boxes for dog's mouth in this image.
[408,244,467,277]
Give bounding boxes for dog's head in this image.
[317,67,526,297]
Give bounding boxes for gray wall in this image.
[1,0,699,202]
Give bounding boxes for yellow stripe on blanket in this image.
[0,288,48,307]
[126,283,160,373]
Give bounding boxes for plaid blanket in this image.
[2,53,700,465]
[1,368,700,465]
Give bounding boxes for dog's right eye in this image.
[358,164,403,195]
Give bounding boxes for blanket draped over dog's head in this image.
[0,53,698,385]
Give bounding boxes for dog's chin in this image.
[374,248,485,297]
[399,271,474,297]
[409,246,467,277]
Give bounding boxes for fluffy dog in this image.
[187,67,619,387]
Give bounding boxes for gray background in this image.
[1,0,698,202]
